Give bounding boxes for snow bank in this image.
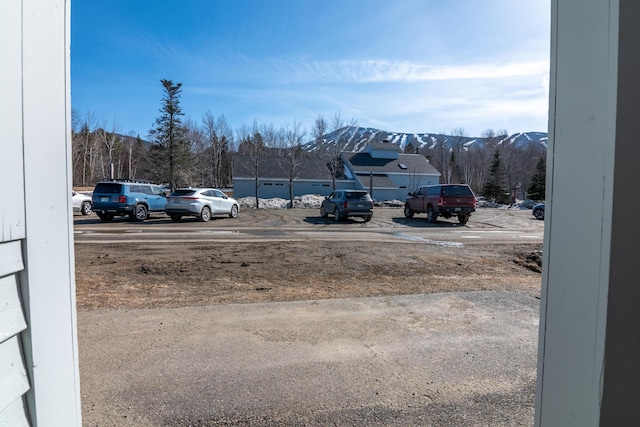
[237,195,325,209]
[236,195,536,210]
[237,194,406,209]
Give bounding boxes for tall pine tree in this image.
[482,150,509,203]
[527,157,546,201]
[149,79,192,191]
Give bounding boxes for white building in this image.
[233,142,440,201]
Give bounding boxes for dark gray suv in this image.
[91,179,167,222]
[320,190,373,222]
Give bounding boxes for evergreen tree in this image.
[148,79,191,191]
[482,150,509,203]
[527,157,546,201]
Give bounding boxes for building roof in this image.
[342,152,441,176]
[354,173,398,188]
[366,141,402,152]
[233,155,334,180]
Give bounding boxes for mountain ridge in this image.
[304,127,548,153]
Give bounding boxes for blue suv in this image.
[91,179,167,222]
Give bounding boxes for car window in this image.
[213,190,225,198]
[94,183,122,194]
[129,185,143,193]
[152,186,164,196]
[442,185,473,196]
[171,189,196,196]
[426,186,440,196]
[346,192,369,200]
[140,185,154,195]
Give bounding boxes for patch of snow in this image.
[237,194,326,209]
[237,195,406,209]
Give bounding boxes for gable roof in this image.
[233,155,333,180]
[342,152,441,176]
[353,173,398,188]
[366,141,402,152]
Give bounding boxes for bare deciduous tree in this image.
[71,109,98,186]
[279,120,306,208]
[327,111,358,189]
[201,112,234,187]
[311,114,328,151]
[237,120,267,208]
[95,119,122,180]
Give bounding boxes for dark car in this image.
[404,184,476,224]
[320,190,373,222]
[91,179,167,222]
[532,203,545,220]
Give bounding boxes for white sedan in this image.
[165,188,239,222]
[72,191,93,215]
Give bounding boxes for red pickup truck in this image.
[404,184,477,224]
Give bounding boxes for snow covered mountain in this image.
[304,127,548,153]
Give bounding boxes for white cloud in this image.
[296,59,550,84]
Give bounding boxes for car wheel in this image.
[229,205,238,218]
[534,208,544,220]
[363,215,372,223]
[97,213,113,222]
[81,201,92,216]
[403,205,414,218]
[199,206,211,222]
[320,205,328,218]
[170,214,182,222]
[134,204,148,222]
[334,208,342,222]
[426,206,436,223]
[458,213,470,225]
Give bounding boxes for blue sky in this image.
[71,0,550,139]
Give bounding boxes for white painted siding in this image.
[0,241,24,279]
[0,0,25,242]
[0,337,30,422]
[0,0,81,425]
[0,272,27,343]
[0,244,29,426]
[0,1,30,425]
[535,0,616,425]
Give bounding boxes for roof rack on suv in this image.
[100,178,154,184]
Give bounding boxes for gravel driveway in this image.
[79,290,539,426]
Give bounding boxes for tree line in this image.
[71,79,546,202]
[406,127,546,203]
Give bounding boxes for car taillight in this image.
[118,195,126,203]
[437,197,444,206]
[473,198,477,207]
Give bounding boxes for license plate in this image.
[357,204,364,208]
[100,197,109,202]
[455,208,461,212]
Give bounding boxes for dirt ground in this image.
[75,239,542,310]
[75,208,544,426]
